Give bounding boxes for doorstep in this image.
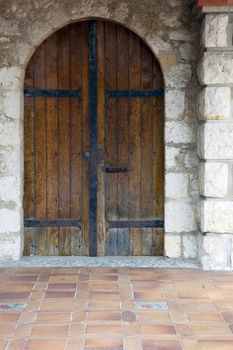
[0,256,200,268]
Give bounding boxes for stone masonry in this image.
[2,0,231,270]
[198,8,233,270]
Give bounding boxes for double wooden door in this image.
[24,20,164,256]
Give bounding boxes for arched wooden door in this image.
[24,20,164,256]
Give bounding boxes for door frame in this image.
[23,19,165,256]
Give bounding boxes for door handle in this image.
[102,165,131,173]
[83,151,90,160]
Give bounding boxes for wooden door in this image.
[24,20,164,256]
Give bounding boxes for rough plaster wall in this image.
[0,0,200,259]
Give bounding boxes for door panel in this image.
[101,22,164,255]
[24,20,164,256]
[24,23,89,256]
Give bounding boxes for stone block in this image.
[165,201,197,233]
[0,209,21,233]
[182,233,198,259]
[202,14,229,48]
[165,90,185,120]
[0,146,22,176]
[166,146,180,170]
[0,176,21,202]
[169,29,194,42]
[0,119,21,145]
[197,87,231,121]
[0,89,22,119]
[165,122,196,144]
[178,43,197,61]
[198,52,233,85]
[166,173,188,199]
[201,233,232,270]
[164,234,181,258]
[201,200,233,234]
[0,67,24,90]
[166,146,198,172]
[198,123,233,160]
[199,162,228,197]
[0,233,22,260]
[166,63,192,88]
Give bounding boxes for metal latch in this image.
[102,165,131,173]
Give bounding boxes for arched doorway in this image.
[23,20,164,257]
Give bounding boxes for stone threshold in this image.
[0,256,200,269]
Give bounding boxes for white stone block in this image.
[165,90,185,120]
[0,176,21,202]
[202,200,233,234]
[199,162,228,198]
[164,234,181,258]
[197,87,231,120]
[166,63,192,88]
[166,147,180,169]
[201,233,231,270]
[165,122,196,144]
[0,89,22,119]
[198,123,233,160]
[166,173,188,199]
[0,146,22,176]
[182,234,197,259]
[165,201,197,233]
[202,14,228,48]
[0,209,21,233]
[0,67,24,90]
[0,119,21,145]
[198,52,233,85]
[0,234,22,260]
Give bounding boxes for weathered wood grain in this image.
[97,21,106,256]
[81,22,90,256]
[104,22,118,256]
[128,30,142,255]
[116,25,130,255]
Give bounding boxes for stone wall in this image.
[0,0,200,262]
[198,9,233,269]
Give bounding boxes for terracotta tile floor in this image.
[0,268,233,349]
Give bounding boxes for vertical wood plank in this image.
[57,26,71,255]
[128,31,142,255]
[96,21,106,256]
[104,22,118,255]
[71,228,82,256]
[70,23,83,255]
[46,228,59,256]
[45,32,59,255]
[23,228,34,256]
[81,22,90,255]
[152,228,164,256]
[34,42,47,255]
[116,25,130,256]
[141,42,153,256]
[153,97,164,255]
[59,228,71,256]
[57,26,71,219]
[153,59,164,255]
[24,59,34,220]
